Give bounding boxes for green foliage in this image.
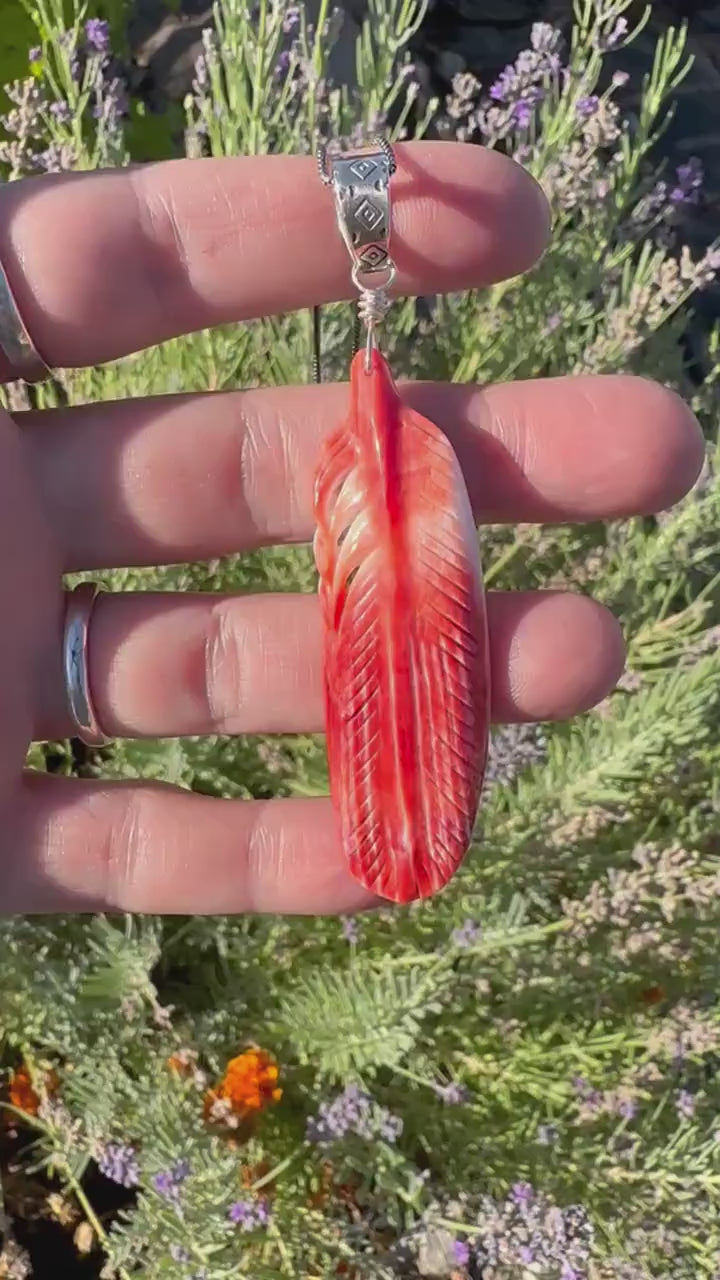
[281,953,451,1079]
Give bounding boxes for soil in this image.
[0,1116,134,1277]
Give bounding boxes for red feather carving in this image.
[313,348,490,903]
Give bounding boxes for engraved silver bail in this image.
[317,136,396,284]
[317,136,397,369]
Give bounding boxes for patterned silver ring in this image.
[0,257,52,383]
[63,582,111,747]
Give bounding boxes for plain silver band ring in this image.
[0,258,52,384]
[63,583,111,747]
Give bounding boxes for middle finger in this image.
[26,374,702,572]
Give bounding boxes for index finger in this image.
[0,142,550,375]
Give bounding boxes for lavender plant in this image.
[2,1,720,1277]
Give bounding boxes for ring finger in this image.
[36,588,624,743]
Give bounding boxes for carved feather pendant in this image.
[313,348,490,903]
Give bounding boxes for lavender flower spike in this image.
[576,95,599,119]
[152,1159,190,1206]
[229,1198,270,1230]
[435,1080,469,1105]
[84,18,111,55]
[451,919,481,948]
[675,1088,696,1120]
[510,1180,534,1207]
[453,1239,471,1266]
[340,915,360,944]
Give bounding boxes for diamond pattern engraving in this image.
[358,244,387,269]
[349,158,377,181]
[355,198,384,232]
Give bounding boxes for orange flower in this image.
[204,1049,281,1124]
[240,1160,271,1188]
[167,1050,195,1078]
[8,1064,58,1116]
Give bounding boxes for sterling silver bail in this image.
[317,136,397,367]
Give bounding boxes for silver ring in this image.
[0,257,52,383]
[63,583,111,747]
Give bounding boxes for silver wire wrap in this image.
[317,136,397,369]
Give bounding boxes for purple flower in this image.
[545,312,562,334]
[229,1200,254,1229]
[513,99,533,128]
[92,76,128,121]
[152,1159,190,1206]
[275,50,291,78]
[675,1088,696,1120]
[612,70,630,88]
[84,18,110,54]
[669,157,703,206]
[477,30,561,145]
[377,1110,403,1142]
[489,65,515,103]
[153,1172,176,1197]
[519,1245,535,1264]
[561,1266,580,1280]
[576,95,599,119]
[598,16,629,50]
[451,919,481,948]
[254,1199,270,1225]
[618,1098,637,1121]
[170,1245,191,1263]
[49,100,72,123]
[282,5,300,33]
[307,1083,373,1143]
[28,47,42,64]
[229,1198,270,1230]
[573,1077,603,1114]
[531,21,559,53]
[510,1181,534,1206]
[306,1084,401,1145]
[340,915,360,944]
[484,723,547,790]
[97,1142,140,1188]
[453,1240,471,1266]
[435,1080,469,1105]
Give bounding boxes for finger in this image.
[35,589,624,743]
[0,143,549,376]
[27,374,703,572]
[11,777,374,913]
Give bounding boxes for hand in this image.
[0,142,703,913]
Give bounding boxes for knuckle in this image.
[202,599,247,733]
